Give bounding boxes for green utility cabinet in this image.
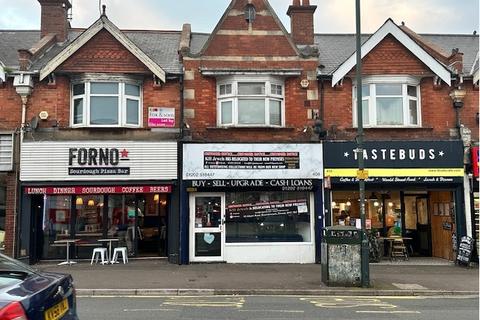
[321,225,362,287]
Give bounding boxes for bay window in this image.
[218,77,285,127]
[71,80,142,127]
[354,76,421,127]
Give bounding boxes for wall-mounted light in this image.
[346,201,352,206]
[331,201,337,207]
[87,199,95,206]
[76,197,83,206]
[373,201,380,207]
[153,194,160,202]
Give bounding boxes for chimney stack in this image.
[38,0,71,42]
[287,0,317,45]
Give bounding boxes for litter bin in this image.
[321,225,362,287]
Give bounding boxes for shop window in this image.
[353,76,421,127]
[41,195,72,260]
[71,80,142,128]
[225,191,311,243]
[217,76,284,127]
[331,191,402,234]
[74,195,104,255]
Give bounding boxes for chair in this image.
[390,238,408,261]
[90,247,108,265]
[111,247,128,264]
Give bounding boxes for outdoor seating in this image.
[90,247,109,265]
[111,247,128,264]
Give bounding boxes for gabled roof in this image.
[331,19,452,86]
[39,15,167,81]
[196,0,299,57]
[0,62,5,82]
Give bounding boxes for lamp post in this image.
[355,0,369,287]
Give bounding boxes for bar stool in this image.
[111,247,128,264]
[91,247,108,265]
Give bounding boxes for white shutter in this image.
[0,134,13,171]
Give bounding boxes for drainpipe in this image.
[177,72,185,264]
[13,73,33,257]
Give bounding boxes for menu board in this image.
[456,236,474,266]
[226,199,308,221]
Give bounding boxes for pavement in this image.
[36,257,479,297]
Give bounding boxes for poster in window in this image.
[438,203,445,216]
[433,203,440,216]
[56,210,66,223]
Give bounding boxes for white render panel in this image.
[224,243,315,263]
[183,143,323,180]
[20,141,177,181]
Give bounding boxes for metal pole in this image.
[355,0,370,287]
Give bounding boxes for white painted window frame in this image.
[217,75,285,128]
[70,80,143,128]
[352,75,422,128]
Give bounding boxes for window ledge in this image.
[347,126,433,131]
[206,126,296,131]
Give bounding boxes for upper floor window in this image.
[217,76,284,127]
[353,76,421,127]
[71,81,142,128]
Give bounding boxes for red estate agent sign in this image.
[25,185,172,195]
[472,146,479,178]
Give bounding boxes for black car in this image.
[0,253,78,320]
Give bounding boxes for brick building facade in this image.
[0,0,478,264]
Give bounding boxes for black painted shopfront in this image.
[324,140,465,260]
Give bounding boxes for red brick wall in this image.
[183,60,319,142]
[0,80,20,257]
[322,77,477,141]
[347,35,432,77]
[40,1,69,41]
[4,173,17,256]
[203,0,297,57]
[20,75,180,129]
[58,29,150,74]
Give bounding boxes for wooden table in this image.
[53,239,80,266]
[98,238,119,263]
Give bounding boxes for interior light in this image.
[346,201,351,206]
[388,202,394,207]
[75,197,83,206]
[331,201,337,207]
[373,201,379,207]
[153,194,160,202]
[87,199,95,206]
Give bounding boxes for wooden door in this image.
[429,191,454,260]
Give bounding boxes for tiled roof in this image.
[1,29,183,74]
[0,30,40,70]
[314,33,479,75]
[0,29,478,77]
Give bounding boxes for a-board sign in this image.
[456,236,474,265]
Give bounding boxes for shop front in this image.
[182,143,323,264]
[324,140,465,261]
[471,146,479,258]
[19,141,177,263]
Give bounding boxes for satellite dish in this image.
[30,116,39,130]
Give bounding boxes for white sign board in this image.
[21,141,177,181]
[183,143,323,180]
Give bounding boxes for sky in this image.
[0,0,478,34]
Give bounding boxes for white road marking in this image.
[123,308,179,312]
[238,309,304,313]
[392,283,428,290]
[356,310,421,314]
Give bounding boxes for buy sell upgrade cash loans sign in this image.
[324,140,464,184]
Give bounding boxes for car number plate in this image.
[44,298,69,320]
